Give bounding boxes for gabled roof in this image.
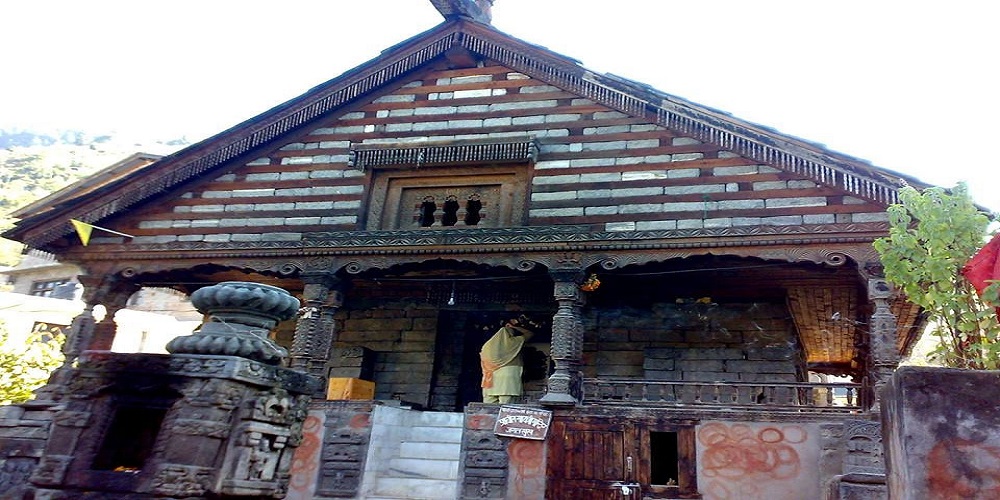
[9,152,161,221]
[4,19,929,250]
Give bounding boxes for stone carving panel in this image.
[842,420,885,476]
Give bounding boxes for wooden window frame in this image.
[365,164,530,230]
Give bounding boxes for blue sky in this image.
[3,1,997,210]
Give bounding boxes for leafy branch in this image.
[874,183,1000,369]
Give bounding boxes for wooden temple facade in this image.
[2,4,926,499]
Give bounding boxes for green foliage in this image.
[874,183,1000,369]
[0,321,65,405]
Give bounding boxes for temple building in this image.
[0,1,929,498]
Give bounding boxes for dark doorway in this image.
[650,431,680,486]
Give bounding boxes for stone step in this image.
[413,410,464,427]
[373,477,458,499]
[408,425,463,444]
[400,441,462,460]
[386,457,460,480]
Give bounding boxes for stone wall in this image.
[333,303,439,408]
[584,302,805,382]
[882,366,1000,499]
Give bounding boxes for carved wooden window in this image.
[357,138,535,230]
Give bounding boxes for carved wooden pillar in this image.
[290,274,344,376]
[868,277,900,413]
[540,269,584,406]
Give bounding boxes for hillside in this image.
[0,128,189,265]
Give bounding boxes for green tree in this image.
[0,321,65,404]
[874,183,1000,369]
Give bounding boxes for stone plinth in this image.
[30,351,321,499]
[881,366,1000,499]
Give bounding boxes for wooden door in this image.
[547,416,701,499]
[547,417,635,499]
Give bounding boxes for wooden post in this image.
[868,277,900,413]
[290,274,344,376]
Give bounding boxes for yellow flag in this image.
[70,219,93,246]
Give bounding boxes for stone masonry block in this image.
[585,206,618,215]
[623,171,668,181]
[531,191,577,201]
[664,184,725,195]
[667,168,700,178]
[620,203,663,214]
[718,199,765,210]
[852,212,889,222]
[636,220,677,230]
[803,214,836,224]
[672,153,704,161]
[533,174,579,185]
[726,360,796,374]
[578,189,612,199]
[613,186,662,197]
[605,221,636,231]
[765,197,827,208]
[713,165,758,176]
[569,158,616,167]
[580,172,622,183]
[531,207,584,217]
[489,100,557,111]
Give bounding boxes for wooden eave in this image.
[4,19,931,251]
[8,152,162,221]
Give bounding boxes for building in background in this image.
[0,249,200,352]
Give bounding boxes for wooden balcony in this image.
[583,378,865,413]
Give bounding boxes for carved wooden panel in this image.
[366,165,528,230]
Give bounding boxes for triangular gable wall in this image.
[102,62,891,247]
[8,20,917,248]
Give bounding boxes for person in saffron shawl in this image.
[480,317,534,404]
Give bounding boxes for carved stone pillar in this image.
[540,270,584,406]
[868,277,900,413]
[290,274,344,376]
[30,281,322,499]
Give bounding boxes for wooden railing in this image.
[583,378,865,413]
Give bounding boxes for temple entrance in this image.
[429,310,551,412]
